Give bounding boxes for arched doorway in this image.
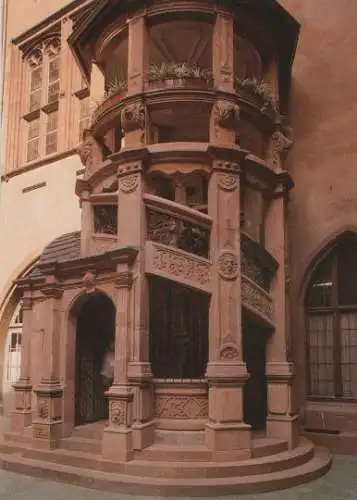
[75,292,115,426]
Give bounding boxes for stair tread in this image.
[0,446,331,486]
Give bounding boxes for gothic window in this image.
[24,36,61,162]
[306,235,357,400]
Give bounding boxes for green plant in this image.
[147,62,213,84]
[235,76,276,109]
[105,77,128,98]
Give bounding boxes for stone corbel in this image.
[270,130,293,170]
[77,129,102,171]
[121,102,146,133]
[214,100,240,129]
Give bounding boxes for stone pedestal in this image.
[103,384,134,461]
[128,362,154,450]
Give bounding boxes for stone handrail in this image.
[144,194,212,259]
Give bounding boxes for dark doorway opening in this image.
[149,276,209,380]
[243,315,269,431]
[75,293,115,426]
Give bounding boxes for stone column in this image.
[115,156,154,451]
[205,159,251,461]
[32,277,63,450]
[127,11,148,96]
[264,132,298,448]
[11,287,33,432]
[212,9,235,92]
[103,270,135,461]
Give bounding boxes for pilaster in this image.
[11,289,33,433]
[264,166,298,448]
[205,158,251,461]
[117,156,154,450]
[103,270,134,461]
[127,12,148,95]
[58,17,74,152]
[32,277,64,450]
[212,10,235,92]
[75,178,93,256]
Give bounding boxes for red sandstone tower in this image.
[4,0,331,494]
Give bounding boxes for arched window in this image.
[3,303,23,395]
[306,234,357,400]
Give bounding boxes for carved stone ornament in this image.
[33,425,49,439]
[153,246,211,287]
[214,100,240,129]
[77,134,94,168]
[37,399,49,419]
[220,343,239,360]
[218,173,238,191]
[218,250,239,280]
[241,276,273,321]
[155,395,208,419]
[121,103,145,133]
[43,37,61,57]
[83,271,96,293]
[271,130,293,168]
[119,174,139,193]
[28,47,43,68]
[111,401,126,425]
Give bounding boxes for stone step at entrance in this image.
[0,442,332,496]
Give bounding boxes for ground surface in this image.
[0,455,354,499]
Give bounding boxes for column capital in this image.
[115,271,133,289]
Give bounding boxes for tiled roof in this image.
[39,231,81,265]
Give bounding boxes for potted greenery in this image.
[147,62,213,89]
[235,76,277,112]
[92,77,128,122]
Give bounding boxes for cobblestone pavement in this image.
[0,455,355,500]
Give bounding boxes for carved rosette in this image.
[241,276,273,321]
[218,250,239,280]
[155,395,208,419]
[219,343,239,361]
[119,174,139,193]
[37,399,49,419]
[152,246,211,287]
[110,401,127,426]
[121,103,145,133]
[214,100,240,129]
[218,173,238,191]
[270,130,293,169]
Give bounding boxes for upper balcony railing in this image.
[144,194,212,259]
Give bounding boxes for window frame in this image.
[23,36,61,164]
[306,241,357,402]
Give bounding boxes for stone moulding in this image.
[241,275,274,325]
[145,241,212,294]
[155,394,208,419]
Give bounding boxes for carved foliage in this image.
[37,399,49,419]
[241,276,273,321]
[110,401,127,426]
[119,174,139,193]
[214,101,240,129]
[218,173,238,191]
[153,246,211,287]
[218,250,239,280]
[121,103,145,133]
[155,395,208,419]
[77,134,95,168]
[220,343,239,360]
[271,131,293,168]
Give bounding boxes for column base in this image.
[205,421,252,461]
[132,421,155,450]
[103,384,134,461]
[11,379,32,433]
[32,420,63,450]
[266,414,299,449]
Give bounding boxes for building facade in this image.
[0,0,356,494]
